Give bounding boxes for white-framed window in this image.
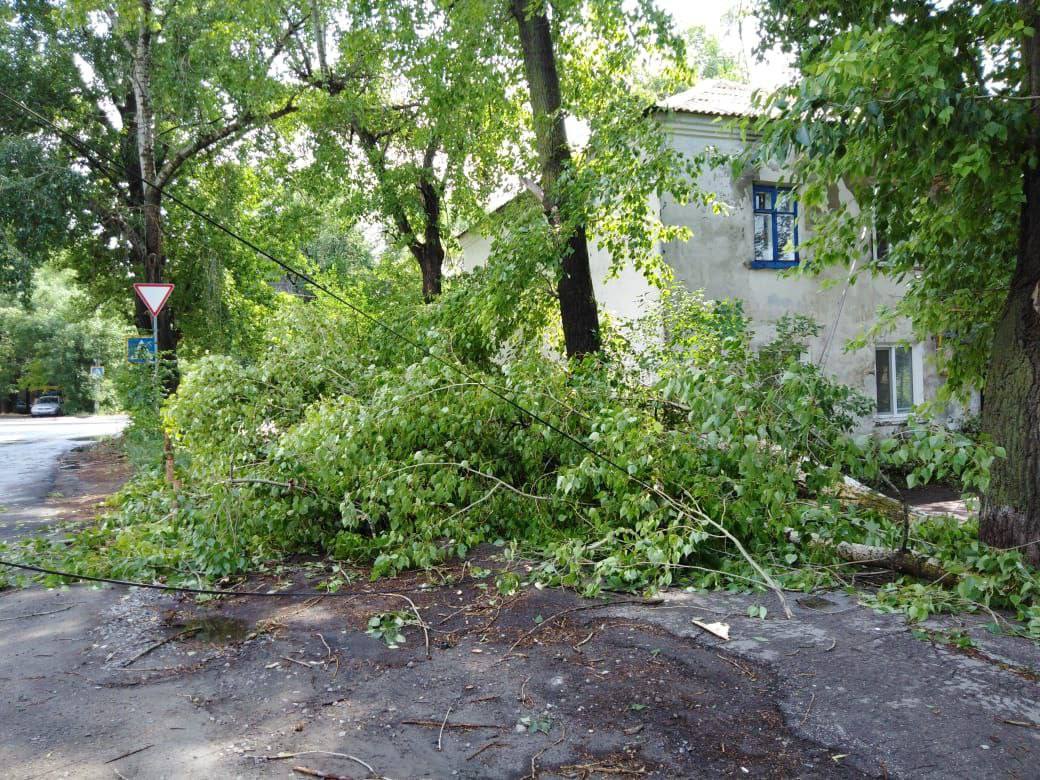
[874,344,922,417]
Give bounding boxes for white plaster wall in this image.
[657,113,945,425]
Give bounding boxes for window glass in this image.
[895,346,914,413]
[875,348,892,415]
[752,184,797,264]
[775,189,796,213]
[753,214,772,261]
[776,214,796,260]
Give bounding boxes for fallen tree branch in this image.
[833,476,935,524]
[123,627,200,667]
[833,541,954,583]
[0,604,79,622]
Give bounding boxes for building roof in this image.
[656,79,758,118]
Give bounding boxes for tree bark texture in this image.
[979,163,1040,565]
[979,2,1040,565]
[510,0,601,358]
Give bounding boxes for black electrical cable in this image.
[0,558,436,598]
[0,558,331,596]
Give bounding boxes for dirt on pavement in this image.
[0,444,1037,780]
[46,439,132,523]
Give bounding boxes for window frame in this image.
[751,183,800,269]
[874,344,920,420]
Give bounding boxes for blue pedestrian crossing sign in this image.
[128,336,156,364]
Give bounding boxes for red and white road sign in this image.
[133,283,175,316]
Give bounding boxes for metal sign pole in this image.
[152,312,159,382]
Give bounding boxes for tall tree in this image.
[0,0,300,379]
[102,0,299,365]
[683,25,745,83]
[752,0,1040,562]
[286,0,517,302]
[509,0,600,357]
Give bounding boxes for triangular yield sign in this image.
[133,283,175,316]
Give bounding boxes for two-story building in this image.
[456,80,959,427]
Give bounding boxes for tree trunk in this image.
[416,176,444,302]
[416,244,444,302]
[979,165,1040,565]
[979,6,1040,565]
[131,0,178,389]
[510,0,600,358]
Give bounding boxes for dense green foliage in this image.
[14,258,1032,634]
[2,0,1037,640]
[0,265,127,412]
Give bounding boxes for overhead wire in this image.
[0,88,791,616]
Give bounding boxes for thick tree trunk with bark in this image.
[416,177,444,301]
[980,164,1040,565]
[510,0,601,358]
[414,243,444,301]
[979,8,1040,565]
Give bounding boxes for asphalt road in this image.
[0,415,126,541]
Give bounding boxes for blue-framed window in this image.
[751,184,799,269]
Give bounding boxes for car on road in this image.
[29,395,63,417]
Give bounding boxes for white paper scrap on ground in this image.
[691,619,730,641]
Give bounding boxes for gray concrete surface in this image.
[616,590,1040,779]
[1,574,1037,779]
[0,415,126,540]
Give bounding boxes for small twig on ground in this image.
[526,724,567,780]
[716,653,757,681]
[573,628,596,651]
[281,656,318,669]
[400,719,500,730]
[466,741,505,761]
[799,692,816,728]
[123,627,200,667]
[103,744,154,764]
[506,600,660,655]
[315,632,333,660]
[0,604,79,622]
[519,675,533,708]
[248,751,379,777]
[292,767,350,780]
[1002,718,1040,729]
[558,760,647,777]
[437,701,455,751]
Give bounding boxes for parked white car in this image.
[30,396,63,417]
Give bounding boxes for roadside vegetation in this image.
[13,262,1037,636]
[0,265,127,413]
